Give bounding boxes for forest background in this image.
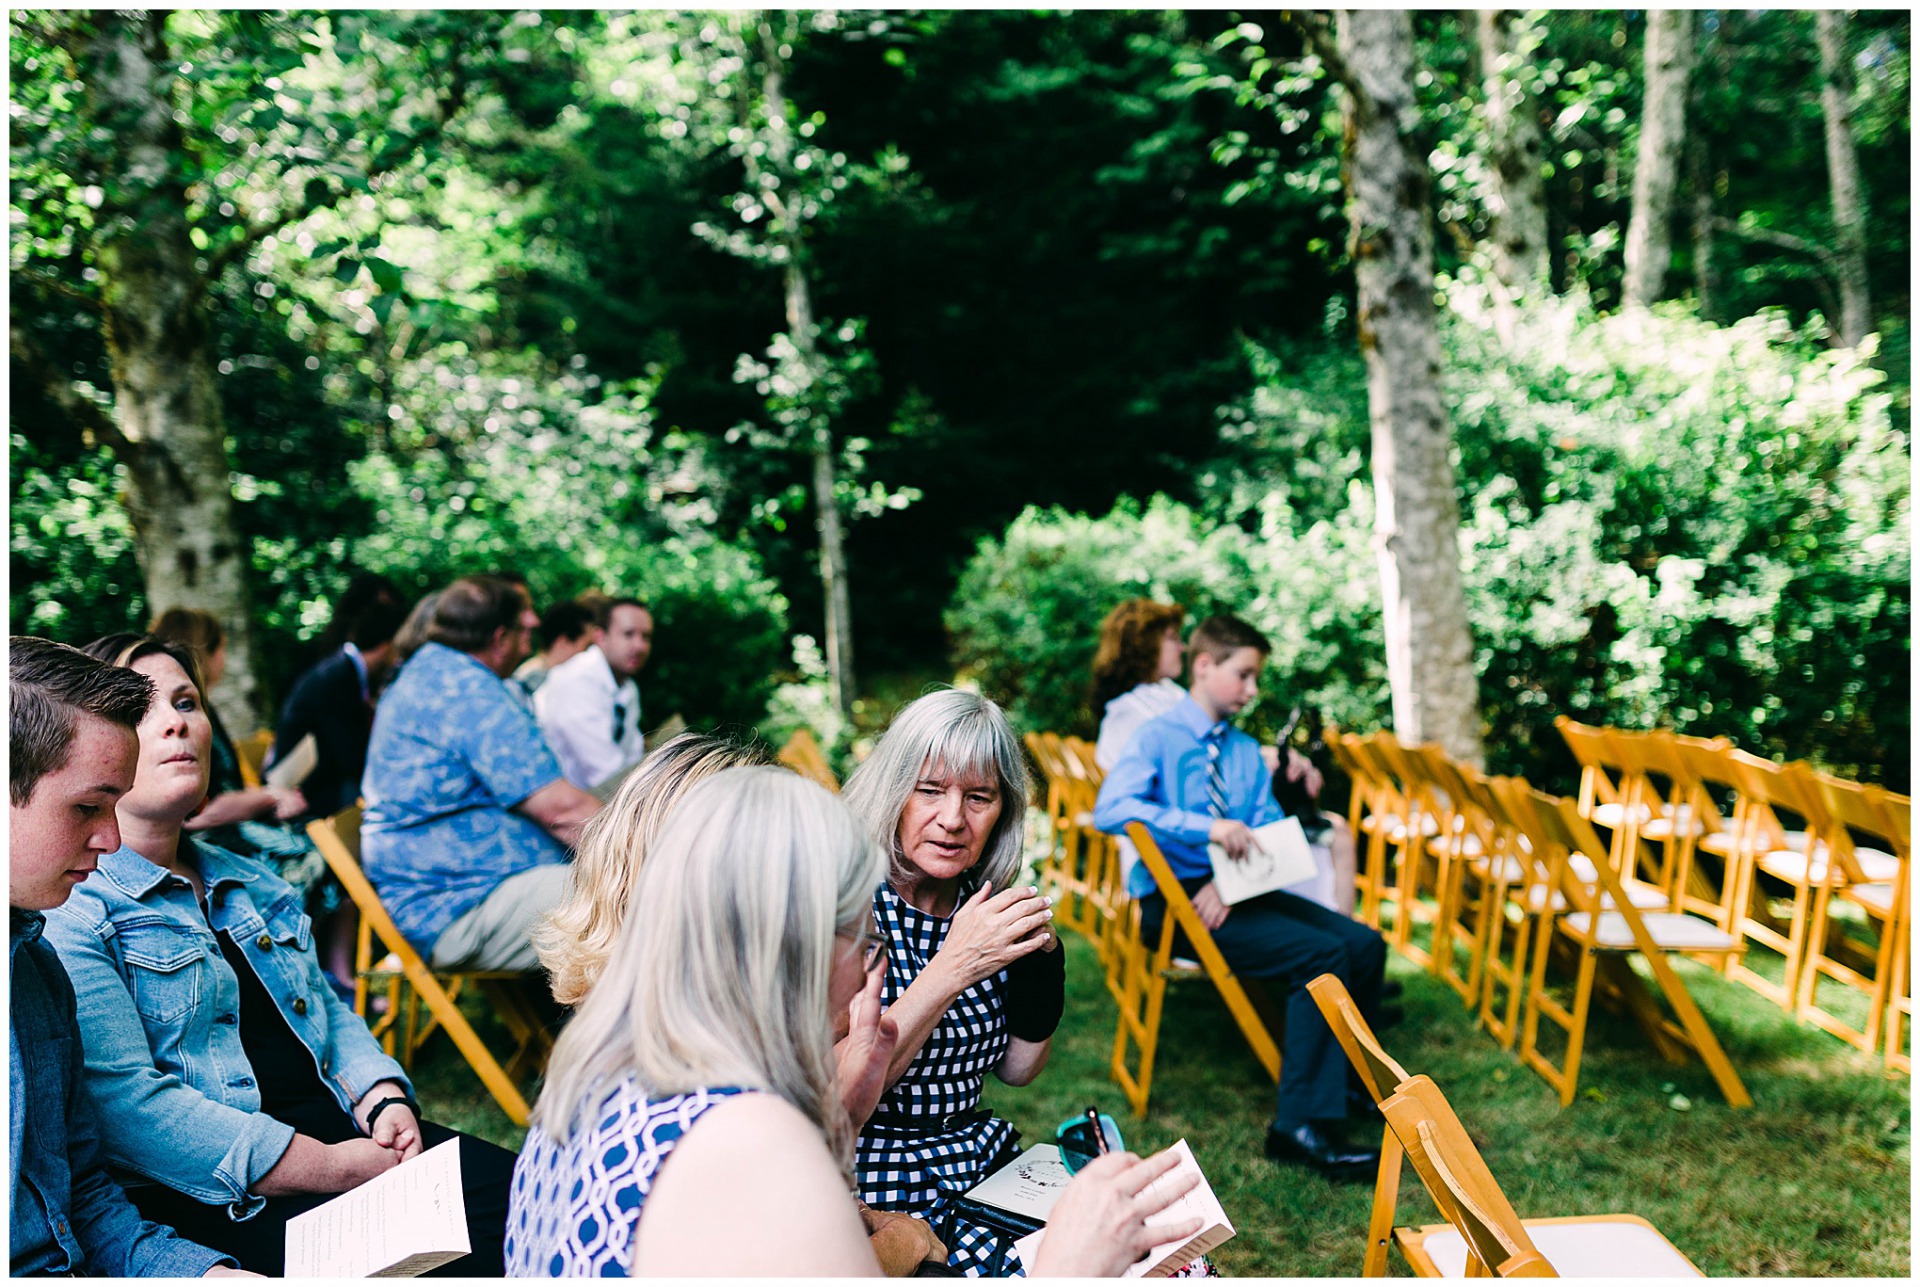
[11,8,1911,795]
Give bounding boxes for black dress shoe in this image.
[1263,1123,1381,1181]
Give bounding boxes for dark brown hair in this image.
[1188,614,1271,666]
[10,637,156,805]
[148,606,225,679]
[426,576,531,654]
[1089,598,1186,714]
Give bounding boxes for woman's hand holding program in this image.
[355,1081,422,1162]
[933,884,1054,993]
[1029,1147,1204,1277]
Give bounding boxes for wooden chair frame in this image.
[235,728,275,789]
[776,727,839,792]
[1504,785,1751,1108]
[306,808,552,1126]
[1307,974,1412,1277]
[1380,1077,1701,1278]
[1108,823,1280,1118]
[1348,733,1439,958]
[1722,751,1836,1012]
[1795,774,1909,1055]
[1659,734,1749,946]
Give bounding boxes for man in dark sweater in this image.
[8,636,252,1278]
[268,599,409,819]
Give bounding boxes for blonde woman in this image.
[504,767,1201,1277]
[532,732,773,1006]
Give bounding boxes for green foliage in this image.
[345,344,789,730]
[9,438,144,643]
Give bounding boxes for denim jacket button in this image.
[256,934,273,951]
[292,997,308,1016]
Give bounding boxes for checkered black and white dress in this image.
[855,883,1023,1277]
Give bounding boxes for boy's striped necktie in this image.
[1205,726,1229,819]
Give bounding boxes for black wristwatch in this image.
[362,1093,420,1137]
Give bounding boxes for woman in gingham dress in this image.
[843,690,1068,1277]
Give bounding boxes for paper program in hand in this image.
[1012,1139,1235,1278]
[1205,816,1318,905]
[284,1137,469,1278]
[264,733,319,791]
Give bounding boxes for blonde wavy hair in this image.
[534,732,773,1006]
[531,766,883,1169]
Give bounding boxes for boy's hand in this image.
[1209,818,1259,861]
[1191,882,1231,931]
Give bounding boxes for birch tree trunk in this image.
[1623,10,1694,308]
[1338,9,1485,766]
[758,18,857,718]
[74,13,267,731]
[1476,10,1553,300]
[1815,10,1871,349]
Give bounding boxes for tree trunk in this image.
[1815,10,1871,349]
[1623,10,1694,308]
[1476,10,1553,300]
[758,18,857,718]
[76,13,267,732]
[1338,9,1485,766]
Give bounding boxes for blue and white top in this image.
[505,1078,744,1277]
[854,884,1021,1277]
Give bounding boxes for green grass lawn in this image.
[413,926,1909,1276]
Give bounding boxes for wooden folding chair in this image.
[1795,773,1909,1054]
[776,727,839,792]
[1406,746,1505,1007]
[1108,823,1280,1118]
[1654,734,1746,946]
[1022,731,1072,888]
[1555,718,1660,881]
[235,728,275,789]
[1722,751,1876,1012]
[1381,1076,1702,1277]
[1344,732,1440,956]
[306,808,553,1127]
[1506,785,1750,1108]
[1307,974,1412,1276]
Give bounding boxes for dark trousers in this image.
[127,1121,515,1276]
[1142,881,1386,1129]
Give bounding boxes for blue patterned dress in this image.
[504,1079,744,1276]
[854,883,1023,1277]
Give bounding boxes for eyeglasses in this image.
[1055,1105,1123,1174]
[844,919,885,974]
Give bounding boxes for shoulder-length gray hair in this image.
[841,687,1030,895]
[530,766,883,1169]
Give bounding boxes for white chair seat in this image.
[1430,831,1487,858]
[1843,882,1898,917]
[1756,845,1898,885]
[1642,804,1704,840]
[1592,802,1654,829]
[1473,855,1529,884]
[1072,811,1095,827]
[1405,1214,1702,1277]
[1367,811,1443,842]
[1560,910,1739,952]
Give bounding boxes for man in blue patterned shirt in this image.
[361,577,601,971]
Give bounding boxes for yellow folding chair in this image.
[1722,752,1873,1012]
[1345,733,1441,956]
[306,808,552,1127]
[1407,747,1505,1007]
[1308,974,1412,1276]
[1023,731,1073,888]
[235,728,275,789]
[1656,734,1747,944]
[1108,823,1280,1118]
[1795,773,1909,1055]
[1380,1076,1702,1277]
[776,727,840,792]
[1506,785,1750,1108]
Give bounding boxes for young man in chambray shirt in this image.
[1093,615,1389,1183]
[8,636,248,1278]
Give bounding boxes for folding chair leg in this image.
[1363,1127,1404,1276]
[1636,948,1753,1109]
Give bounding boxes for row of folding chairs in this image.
[1311,973,1702,1278]
[1554,717,1909,1071]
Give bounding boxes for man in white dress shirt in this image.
[534,598,654,791]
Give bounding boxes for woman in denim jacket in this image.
[42,635,514,1275]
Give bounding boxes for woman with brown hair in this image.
[1090,598,1188,771]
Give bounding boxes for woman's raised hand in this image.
[1029,1148,1204,1278]
[934,884,1053,993]
[834,959,899,1128]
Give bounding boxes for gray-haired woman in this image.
[841,688,1065,1276]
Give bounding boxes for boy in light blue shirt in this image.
[1094,614,1389,1182]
